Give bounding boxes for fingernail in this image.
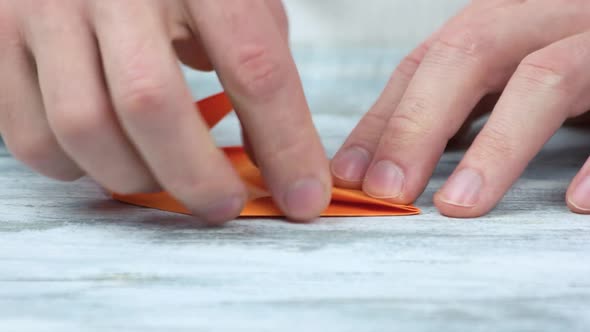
[363,160,404,198]
[439,168,482,207]
[202,195,244,224]
[569,176,590,212]
[331,147,371,182]
[284,177,327,220]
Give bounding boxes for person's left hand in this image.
[330,0,590,217]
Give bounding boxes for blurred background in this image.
[285,0,467,47]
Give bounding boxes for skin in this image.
[2,1,589,224]
[331,0,590,217]
[0,0,332,225]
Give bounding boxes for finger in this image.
[362,2,590,204]
[241,125,257,167]
[171,0,287,71]
[331,47,497,186]
[330,4,474,188]
[91,1,246,224]
[331,40,432,188]
[436,31,590,217]
[26,3,158,194]
[567,157,590,214]
[447,93,501,150]
[161,3,214,71]
[264,0,289,40]
[361,36,491,202]
[187,0,330,221]
[0,8,82,181]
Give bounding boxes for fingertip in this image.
[359,161,425,207]
[108,180,162,196]
[282,177,331,222]
[196,193,247,226]
[433,167,492,218]
[433,191,493,218]
[331,175,362,190]
[566,200,590,215]
[362,160,405,199]
[434,192,477,218]
[330,146,371,186]
[566,175,590,214]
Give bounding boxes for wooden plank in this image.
[2,46,590,331]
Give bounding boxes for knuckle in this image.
[388,112,426,135]
[432,27,496,64]
[472,123,517,161]
[518,52,573,92]
[383,112,429,149]
[117,78,168,116]
[115,40,170,116]
[231,45,287,99]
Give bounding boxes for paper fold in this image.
[113,93,419,218]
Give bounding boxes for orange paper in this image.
[113,93,419,218]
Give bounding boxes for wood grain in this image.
[2,48,590,331]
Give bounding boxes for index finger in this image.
[186,0,331,221]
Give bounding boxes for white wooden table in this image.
[1,49,589,331]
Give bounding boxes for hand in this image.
[0,0,331,224]
[331,0,590,217]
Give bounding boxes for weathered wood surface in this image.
[1,49,590,331]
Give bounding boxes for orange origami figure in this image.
[113,93,419,218]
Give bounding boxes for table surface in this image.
[1,50,590,332]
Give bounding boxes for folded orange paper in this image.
[113,93,420,218]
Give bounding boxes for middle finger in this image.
[91,1,247,224]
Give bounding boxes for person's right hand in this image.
[0,0,331,224]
